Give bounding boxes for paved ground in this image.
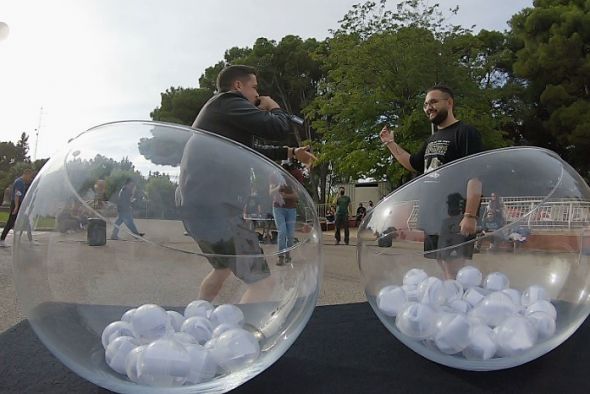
[2,219,585,335]
[0,224,366,333]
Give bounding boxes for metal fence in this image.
[408,197,590,231]
[317,198,590,231]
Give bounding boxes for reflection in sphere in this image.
[0,22,10,41]
[358,147,590,370]
[12,121,322,392]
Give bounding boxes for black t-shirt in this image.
[409,121,482,174]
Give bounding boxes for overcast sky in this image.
[0,0,532,160]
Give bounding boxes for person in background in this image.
[355,202,367,226]
[0,168,34,247]
[180,65,316,303]
[379,85,483,278]
[110,178,144,240]
[334,187,351,245]
[269,167,298,266]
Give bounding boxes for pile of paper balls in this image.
[376,266,557,360]
[101,301,260,387]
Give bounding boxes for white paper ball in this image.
[526,300,557,320]
[131,304,174,344]
[402,284,419,302]
[403,268,428,287]
[137,338,191,387]
[434,313,471,354]
[105,336,139,375]
[484,272,510,291]
[212,323,238,338]
[469,291,519,327]
[494,316,538,357]
[181,316,213,345]
[185,343,218,384]
[171,332,198,345]
[463,324,497,361]
[417,277,446,306]
[395,302,437,339]
[448,299,471,314]
[209,328,260,372]
[442,280,464,303]
[209,304,245,327]
[521,285,550,307]
[456,266,482,288]
[528,311,557,340]
[462,287,490,307]
[376,285,408,317]
[167,310,186,332]
[121,308,137,323]
[101,321,134,350]
[501,288,522,308]
[125,345,146,383]
[184,300,214,319]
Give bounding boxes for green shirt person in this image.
[334,187,351,245]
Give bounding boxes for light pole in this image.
[33,107,43,161]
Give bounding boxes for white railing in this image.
[405,197,590,231]
[317,198,590,231]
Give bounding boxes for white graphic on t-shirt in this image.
[424,140,450,173]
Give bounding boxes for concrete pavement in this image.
[0,226,366,333]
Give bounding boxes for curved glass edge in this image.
[366,295,589,371]
[42,120,320,258]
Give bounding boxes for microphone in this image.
[288,114,304,126]
[254,98,304,126]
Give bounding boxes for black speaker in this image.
[87,218,106,246]
[377,227,397,248]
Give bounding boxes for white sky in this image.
[0,0,532,160]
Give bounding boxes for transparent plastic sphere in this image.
[358,147,590,370]
[11,121,322,392]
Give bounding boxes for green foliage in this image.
[138,126,191,167]
[509,0,590,178]
[150,87,213,126]
[0,135,40,203]
[144,173,177,219]
[15,133,29,162]
[0,141,19,174]
[307,0,511,187]
[147,0,590,195]
[214,36,325,145]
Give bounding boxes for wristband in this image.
[463,213,477,219]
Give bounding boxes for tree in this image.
[15,132,30,162]
[138,125,192,167]
[508,0,590,180]
[0,141,18,174]
[217,36,327,200]
[307,0,510,188]
[144,173,177,219]
[152,36,327,200]
[150,87,213,126]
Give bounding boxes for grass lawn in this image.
[0,212,55,229]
